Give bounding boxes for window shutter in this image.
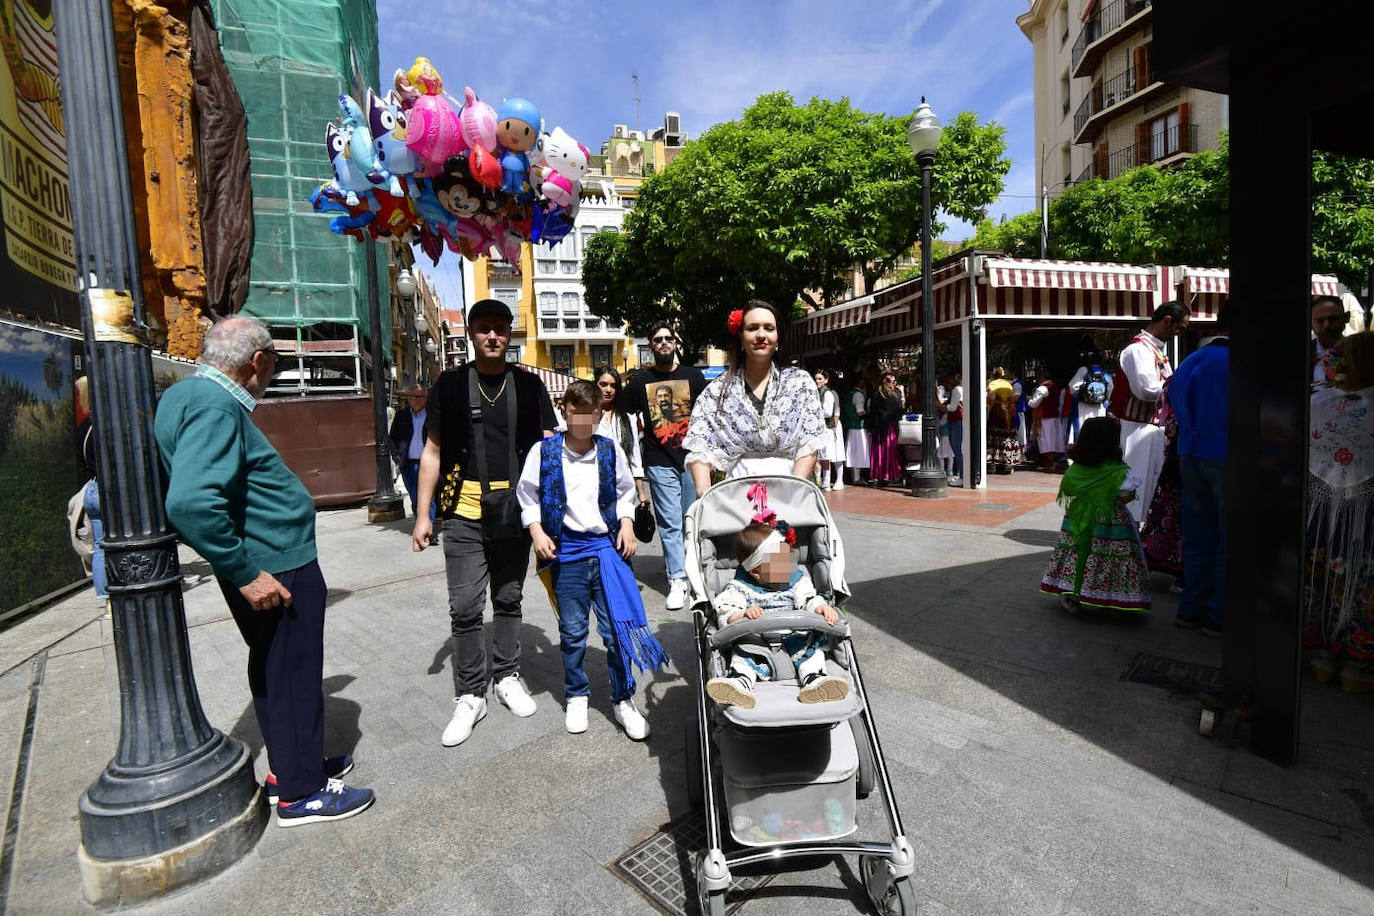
[1177,102,1191,152]
[1095,142,1109,178]
[1134,44,1151,87]
[1135,120,1151,165]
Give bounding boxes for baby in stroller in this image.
[704,520,851,709]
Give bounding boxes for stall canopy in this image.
[1175,267,1341,320]
[519,363,578,397]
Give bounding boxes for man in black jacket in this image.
[389,386,432,520]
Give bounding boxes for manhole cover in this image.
[613,811,773,915]
[973,503,1016,511]
[1122,652,1222,695]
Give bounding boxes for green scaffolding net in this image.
[209,0,391,359]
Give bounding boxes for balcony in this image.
[1072,63,1168,145]
[1077,124,1200,183]
[1071,0,1152,79]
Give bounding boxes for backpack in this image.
[1079,366,1108,405]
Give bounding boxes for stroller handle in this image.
[707,613,850,649]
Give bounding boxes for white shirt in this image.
[596,411,643,478]
[408,407,427,460]
[516,436,637,534]
[946,386,964,415]
[1118,329,1170,403]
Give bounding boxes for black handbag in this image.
[633,500,656,543]
[468,366,525,540]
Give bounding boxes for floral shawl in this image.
[683,365,827,473]
[1308,385,1374,631]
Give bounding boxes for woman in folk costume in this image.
[866,372,905,485]
[1027,373,1070,471]
[516,381,670,739]
[986,366,1022,474]
[812,369,847,490]
[842,376,870,485]
[1304,332,1374,692]
[684,301,828,491]
[1040,416,1152,615]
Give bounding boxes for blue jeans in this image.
[84,478,107,598]
[1179,455,1226,628]
[645,464,697,581]
[551,555,633,702]
[947,419,965,479]
[401,459,435,521]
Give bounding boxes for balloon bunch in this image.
[311,56,591,270]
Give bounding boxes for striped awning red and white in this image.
[1178,267,1342,297]
[866,265,972,344]
[797,295,873,334]
[984,258,1157,292]
[516,363,579,396]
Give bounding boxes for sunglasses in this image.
[650,335,675,343]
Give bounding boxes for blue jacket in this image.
[1169,339,1229,461]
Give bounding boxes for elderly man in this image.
[389,385,434,520]
[1311,295,1349,386]
[155,316,373,826]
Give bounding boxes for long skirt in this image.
[1035,417,1067,455]
[1303,501,1374,662]
[988,405,1022,471]
[818,424,846,462]
[1040,505,1152,613]
[869,425,902,481]
[1140,448,1183,576]
[845,427,870,469]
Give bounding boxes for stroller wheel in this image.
[695,853,727,916]
[862,856,917,916]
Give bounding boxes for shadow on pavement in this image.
[846,549,1374,889]
[229,673,363,761]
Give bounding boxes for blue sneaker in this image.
[266,755,355,806]
[275,778,374,827]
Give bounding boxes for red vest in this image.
[1109,335,1167,424]
[1035,382,1067,419]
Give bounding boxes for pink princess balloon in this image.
[403,57,465,176]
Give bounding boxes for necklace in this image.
[478,374,508,406]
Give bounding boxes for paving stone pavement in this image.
[1,492,1371,915]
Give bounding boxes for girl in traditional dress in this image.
[813,369,847,490]
[1304,332,1374,692]
[1040,416,1152,615]
[684,301,827,491]
[842,377,870,485]
[986,366,1022,474]
[867,372,904,486]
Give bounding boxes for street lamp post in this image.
[908,98,948,499]
[54,1,264,902]
[366,252,403,522]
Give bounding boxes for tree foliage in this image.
[583,92,1011,353]
[968,133,1374,291]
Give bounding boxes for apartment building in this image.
[1018,0,1228,195]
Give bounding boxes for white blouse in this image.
[516,436,637,534]
[682,365,827,474]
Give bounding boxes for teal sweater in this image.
[154,375,317,586]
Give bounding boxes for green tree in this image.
[584,93,1011,353]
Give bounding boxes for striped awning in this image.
[797,295,873,333]
[516,363,579,396]
[1178,267,1342,297]
[867,264,972,343]
[984,258,1157,292]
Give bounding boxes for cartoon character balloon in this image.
[366,88,418,197]
[535,127,590,208]
[403,58,465,177]
[337,94,385,191]
[325,121,373,207]
[495,97,541,196]
[459,87,502,190]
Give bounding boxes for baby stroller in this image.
[682,475,916,915]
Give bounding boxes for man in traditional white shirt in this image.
[1109,302,1190,523]
[1311,296,1349,387]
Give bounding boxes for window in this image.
[539,291,558,315]
[1062,147,1072,188]
[1149,109,1180,161]
[492,287,520,328]
[637,345,651,366]
[505,346,521,364]
[590,344,612,369]
[541,319,558,332]
[1058,3,1069,45]
[536,257,557,275]
[562,292,581,315]
[580,228,598,254]
[1061,75,1071,117]
[551,345,573,372]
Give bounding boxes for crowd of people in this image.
[141,290,1373,831]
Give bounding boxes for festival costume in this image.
[685,365,828,479]
[1139,384,1183,577]
[867,388,904,482]
[1040,462,1152,613]
[986,378,1022,472]
[1027,382,1068,456]
[1012,380,1029,450]
[842,389,870,470]
[816,387,846,463]
[1067,365,1113,445]
[1304,385,1374,665]
[714,567,829,684]
[1112,330,1171,522]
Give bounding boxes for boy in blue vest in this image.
[515,381,670,738]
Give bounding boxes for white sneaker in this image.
[493,675,537,717]
[832,480,844,491]
[565,696,589,734]
[441,695,486,746]
[665,578,689,611]
[613,699,649,740]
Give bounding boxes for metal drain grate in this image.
[1123,652,1223,695]
[973,503,1016,511]
[613,811,773,916]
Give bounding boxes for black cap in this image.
[467,298,513,324]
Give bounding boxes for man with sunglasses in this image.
[155,316,373,826]
[623,323,706,610]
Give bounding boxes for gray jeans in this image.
[441,516,531,697]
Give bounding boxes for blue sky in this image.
[376,0,1037,308]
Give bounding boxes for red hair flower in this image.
[727,309,744,335]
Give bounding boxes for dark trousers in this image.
[1179,455,1226,628]
[441,516,531,697]
[220,560,327,803]
[401,459,436,521]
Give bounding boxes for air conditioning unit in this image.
[628,130,644,141]
[665,112,681,133]
[614,124,628,138]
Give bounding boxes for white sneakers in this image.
[832,480,845,491]
[441,695,486,746]
[665,578,689,611]
[493,675,537,718]
[565,696,589,733]
[613,700,650,741]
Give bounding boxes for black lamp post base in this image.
[368,495,405,523]
[908,468,950,499]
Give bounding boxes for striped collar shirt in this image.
[195,364,258,412]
